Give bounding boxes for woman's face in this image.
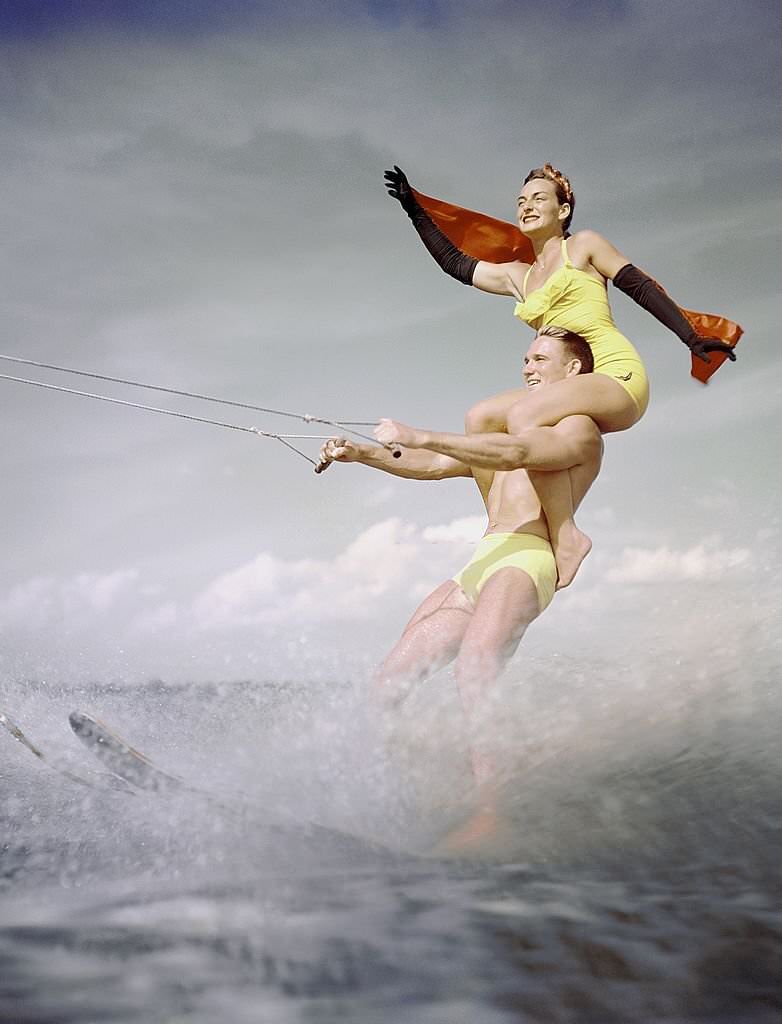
[516,178,569,236]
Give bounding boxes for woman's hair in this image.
[537,324,593,373]
[522,163,575,233]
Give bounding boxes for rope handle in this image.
[314,442,401,475]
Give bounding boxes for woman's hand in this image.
[688,337,737,364]
[384,165,417,214]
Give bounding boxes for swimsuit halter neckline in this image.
[522,238,571,300]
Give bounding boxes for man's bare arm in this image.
[317,438,472,480]
[374,416,602,472]
[502,417,603,470]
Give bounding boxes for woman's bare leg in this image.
[465,388,588,585]
[526,465,590,588]
[465,385,530,434]
[467,373,639,587]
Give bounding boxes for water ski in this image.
[69,710,411,859]
[69,711,183,794]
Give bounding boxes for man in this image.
[318,325,603,792]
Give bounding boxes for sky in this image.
[0,0,779,684]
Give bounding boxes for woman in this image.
[384,164,737,586]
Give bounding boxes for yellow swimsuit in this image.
[453,532,557,614]
[514,240,650,416]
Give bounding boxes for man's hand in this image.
[374,418,424,449]
[315,436,362,475]
[689,337,738,365]
[383,165,417,215]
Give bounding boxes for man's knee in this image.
[371,663,411,710]
[455,640,508,685]
[506,396,535,434]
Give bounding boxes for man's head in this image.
[523,325,593,389]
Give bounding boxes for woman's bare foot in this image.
[554,525,592,590]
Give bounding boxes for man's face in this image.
[523,336,575,389]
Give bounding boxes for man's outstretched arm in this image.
[374,416,602,472]
[317,437,472,480]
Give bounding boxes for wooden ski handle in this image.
[314,444,400,474]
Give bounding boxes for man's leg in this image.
[453,567,541,785]
[373,580,473,708]
[428,567,542,853]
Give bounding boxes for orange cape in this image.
[414,189,743,384]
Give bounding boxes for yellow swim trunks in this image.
[453,533,557,614]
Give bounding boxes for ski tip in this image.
[68,708,178,784]
[1,709,18,728]
[69,710,96,734]
[0,710,23,740]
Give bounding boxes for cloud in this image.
[0,517,773,685]
[0,516,478,659]
[0,515,483,680]
[0,527,758,651]
[422,515,484,543]
[605,542,752,584]
[0,569,139,631]
[132,600,178,633]
[191,516,475,628]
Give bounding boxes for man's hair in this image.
[537,324,593,373]
[522,163,575,233]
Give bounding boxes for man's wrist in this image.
[353,442,375,462]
